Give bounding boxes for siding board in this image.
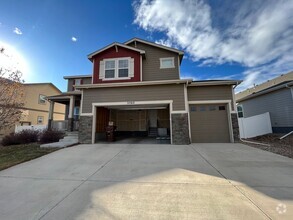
[188,86,234,110]
[128,42,180,81]
[240,88,293,127]
[82,84,185,113]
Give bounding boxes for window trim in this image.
[37,116,44,124]
[237,104,244,118]
[38,94,46,105]
[160,57,175,69]
[103,57,131,81]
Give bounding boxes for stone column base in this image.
[171,113,190,145]
[231,113,240,142]
[79,116,93,144]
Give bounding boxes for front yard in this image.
[244,133,293,159]
[0,143,59,171]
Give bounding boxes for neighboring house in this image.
[236,80,293,133]
[47,38,241,144]
[0,83,65,139]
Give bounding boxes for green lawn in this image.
[0,143,59,171]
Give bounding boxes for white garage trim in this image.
[188,100,234,143]
[91,100,174,144]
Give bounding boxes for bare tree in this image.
[0,47,25,131]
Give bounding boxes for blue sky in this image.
[0,0,292,92]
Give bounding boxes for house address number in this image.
[127,101,135,105]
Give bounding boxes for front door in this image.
[96,107,110,132]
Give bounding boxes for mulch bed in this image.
[242,133,293,159]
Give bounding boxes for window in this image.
[237,105,244,118]
[104,58,130,79]
[74,79,82,86]
[118,59,129,77]
[199,106,206,111]
[219,106,226,111]
[74,106,80,116]
[39,94,46,104]
[209,106,217,111]
[105,60,116,78]
[37,116,44,124]
[190,106,196,112]
[160,57,175,69]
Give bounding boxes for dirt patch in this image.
[242,133,293,159]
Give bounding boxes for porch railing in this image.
[52,120,79,131]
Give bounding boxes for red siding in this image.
[92,46,141,84]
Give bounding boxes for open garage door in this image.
[189,104,230,143]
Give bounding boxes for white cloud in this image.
[71,37,77,42]
[133,0,293,91]
[13,27,22,35]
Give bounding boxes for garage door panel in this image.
[190,104,230,143]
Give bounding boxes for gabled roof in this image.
[237,80,293,102]
[87,42,145,61]
[124,38,184,55]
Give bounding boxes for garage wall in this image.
[188,85,234,110]
[82,84,185,113]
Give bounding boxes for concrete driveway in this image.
[0,143,292,219]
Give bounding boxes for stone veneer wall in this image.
[171,113,190,145]
[79,116,93,144]
[231,113,240,142]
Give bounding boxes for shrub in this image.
[1,133,21,146]
[39,129,65,144]
[1,130,39,146]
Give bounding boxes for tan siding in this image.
[67,77,92,91]
[82,84,185,113]
[188,85,234,110]
[128,42,180,81]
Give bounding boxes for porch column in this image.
[48,101,55,130]
[68,96,75,131]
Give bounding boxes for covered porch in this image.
[47,91,81,131]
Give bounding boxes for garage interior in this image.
[95,104,171,144]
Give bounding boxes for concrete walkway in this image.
[0,143,292,219]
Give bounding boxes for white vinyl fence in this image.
[15,125,47,133]
[238,112,272,139]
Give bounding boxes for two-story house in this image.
[47,38,241,144]
[0,83,65,140]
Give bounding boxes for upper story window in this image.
[160,57,175,69]
[39,94,46,105]
[100,57,134,80]
[73,79,82,90]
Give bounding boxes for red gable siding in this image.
[92,46,141,84]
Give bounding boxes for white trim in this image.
[188,100,232,111]
[80,113,93,116]
[63,75,92,79]
[76,79,192,89]
[91,100,174,144]
[227,103,234,143]
[189,80,242,87]
[171,110,188,114]
[103,57,131,80]
[92,107,97,144]
[160,57,175,69]
[184,83,191,141]
[124,38,184,55]
[140,55,142,81]
[88,42,145,59]
[231,85,237,112]
[68,96,74,118]
[188,100,234,143]
[178,56,180,77]
[80,90,84,114]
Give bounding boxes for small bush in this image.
[40,129,65,144]
[1,130,39,146]
[1,133,21,146]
